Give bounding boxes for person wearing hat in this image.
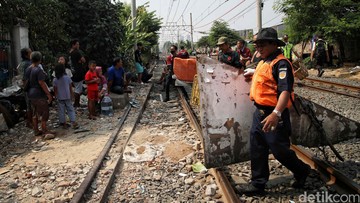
[217,36,243,69]
[242,27,311,195]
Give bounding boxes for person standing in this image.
[135,42,144,84]
[53,63,78,129]
[310,33,329,77]
[177,46,189,59]
[17,48,33,128]
[85,60,100,120]
[236,39,252,65]
[217,37,243,69]
[69,39,86,107]
[242,28,311,195]
[25,51,54,137]
[281,34,300,62]
[164,45,178,102]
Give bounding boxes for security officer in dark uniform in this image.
[217,36,244,69]
[243,28,311,195]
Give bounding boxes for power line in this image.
[263,13,282,26]
[176,0,191,23]
[164,0,175,26]
[171,0,181,23]
[227,0,256,23]
[193,0,219,22]
[194,0,230,26]
[195,0,246,29]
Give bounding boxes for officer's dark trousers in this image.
[165,71,173,101]
[250,108,309,189]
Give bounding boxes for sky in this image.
[119,0,284,45]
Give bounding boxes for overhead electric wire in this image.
[195,0,246,29]
[226,0,256,23]
[193,0,218,22]
[263,13,282,26]
[176,0,191,23]
[164,0,175,26]
[170,0,181,23]
[194,0,230,26]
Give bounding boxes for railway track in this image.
[177,85,360,200]
[296,77,360,99]
[70,84,153,203]
[67,66,358,202]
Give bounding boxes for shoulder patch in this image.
[279,67,287,71]
[279,71,287,79]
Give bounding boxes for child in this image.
[53,63,78,129]
[96,66,107,99]
[85,60,100,120]
[52,55,73,78]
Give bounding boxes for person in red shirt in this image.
[177,46,189,59]
[236,39,252,66]
[85,60,100,120]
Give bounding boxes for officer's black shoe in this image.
[292,166,311,188]
[240,184,266,196]
[317,70,325,77]
[163,98,170,102]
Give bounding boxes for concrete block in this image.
[109,93,129,109]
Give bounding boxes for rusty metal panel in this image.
[197,57,255,168]
[290,95,360,147]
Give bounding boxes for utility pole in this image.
[131,0,137,50]
[256,0,262,32]
[190,13,194,51]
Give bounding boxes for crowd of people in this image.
[17,39,152,139]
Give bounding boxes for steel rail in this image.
[70,104,132,203]
[177,87,241,203]
[304,77,360,91]
[291,145,360,194]
[296,82,360,99]
[71,84,153,203]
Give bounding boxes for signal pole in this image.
[190,13,194,51]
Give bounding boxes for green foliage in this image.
[197,36,210,48]
[118,3,161,71]
[59,0,124,67]
[208,21,241,47]
[0,0,69,65]
[275,0,360,43]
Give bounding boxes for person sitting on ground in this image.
[107,57,131,94]
[141,63,153,83]
[85,60,100,120]
[53,63,78,129]
[25,51,54,137]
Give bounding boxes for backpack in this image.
[315,40,326,60]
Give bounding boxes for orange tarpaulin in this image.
[173,57,197,82]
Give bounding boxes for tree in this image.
[60,0,124,67]
[197,36,210,48]
[208,20,241,47]
[118,3,161,70]
[275,0,360,59]
[0,0,69,65]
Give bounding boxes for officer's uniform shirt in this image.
[265,49,294,98]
